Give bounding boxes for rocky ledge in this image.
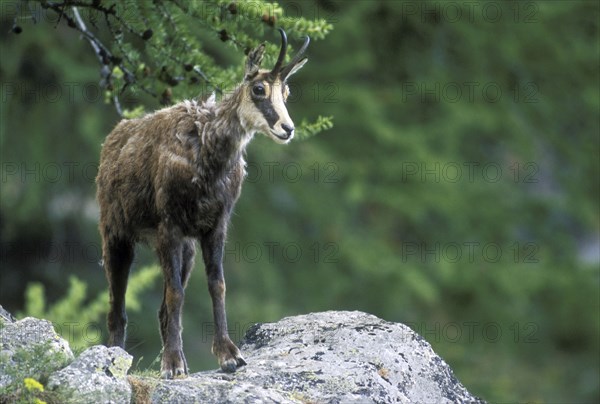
[1,306,484,403]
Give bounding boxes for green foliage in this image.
[130,349,163,378]
[296,115,334,140]
[18,266,161,350]
[0,342,66,404]
[22,0,332,121]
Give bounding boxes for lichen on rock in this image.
[0,313,73,391]
[46,345,133,403]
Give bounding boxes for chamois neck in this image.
[195,88,253,182]
[209,89,253,153]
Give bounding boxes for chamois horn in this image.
[271,28,288,75]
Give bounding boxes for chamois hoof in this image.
[220,354,247,373]
[214,338,246,372]
[160,368,186,379]
[160,349,188,379]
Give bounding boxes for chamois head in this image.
[238,29,309,144]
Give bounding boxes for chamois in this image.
[96,29,309,378]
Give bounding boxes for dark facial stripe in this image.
[253,98,279,129]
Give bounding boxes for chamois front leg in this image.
[156,227,188,379]
[201,230,246,372]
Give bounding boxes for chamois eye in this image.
[252,84,265,96]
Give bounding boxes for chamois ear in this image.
[280,35,310,81]
[245,44,265,81]
[282,57,307,81]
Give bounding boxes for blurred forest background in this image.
[1,0,598,402]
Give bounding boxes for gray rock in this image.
[0,307,482,403]
[47,345,133,404]
[135,311,484,403]
[0,315,74,390]
[0,305,16,324]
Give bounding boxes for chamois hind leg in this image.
[201,229,246,372]
[157,228,189,379]
[181,239,196,289]
[103,236,135,348]
[158,239,195,375]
